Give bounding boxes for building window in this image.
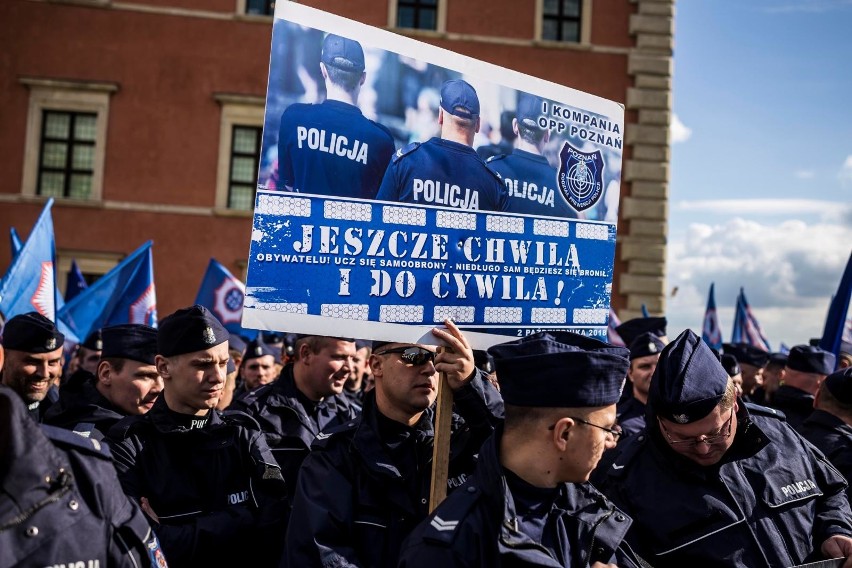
[228,125,263,210]
[244,0,274,16]
[542,0,582,42]
[37,111,97,199]
[214,94,266,211]
[20,78,117,200]
[56,251,123,299]
[397,0,438,30]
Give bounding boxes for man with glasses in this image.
[283,319,502,568]
[597,329,852,567]
[398,330,640,568]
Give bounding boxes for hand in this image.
[431,319,476,391]
[140,496,159,524]
[821,534,852,567]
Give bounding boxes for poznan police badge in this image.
[557,142,605,212]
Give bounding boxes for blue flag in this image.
[0,199,58,322]
[10,227,23,260]
[731,287,771,352]
[641,304,650,318]
[818,250,852,370]
[702,282,723,352]
[195,258,258,339]
[64,259,88,302]
[58,241,157,340]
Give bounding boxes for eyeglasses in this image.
[549,416,622,440]
[659,409,734,447]
[374,346,436,366]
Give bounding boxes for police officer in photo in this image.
[486,94,578,219]
[772,344,836,430]
[0,387,168,568]
[63,328,102,387]
[616,331,666,439]
[799,367,852,501]
[722,342,769,403]
[277,33,396,199]
[376,79,509,212]
[283,320,502,568]
[399,331,639,568]
[596,329,852,567]
[44,323,162,440]
[342,338,371,410]
[233,335,278,402]
[108,305,288,567]
[0,312,64,422]
[232,333,361,503]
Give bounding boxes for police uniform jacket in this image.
[799,409,852,501]
[615,396,646,440]
[596,403,852,567]
[771,384,815,430]
[44,377,125,440]
[486,149,577,219]
[376,137,510,212]
[282,371,503,568]
[397,428,639,568]
[277,100,396,198]
[108,396,288,567]
[231,363,361,501]
[1,388,165,568]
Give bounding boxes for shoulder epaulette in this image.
[486,154,508,164]
[421,483,482,546]
[392,142,421,164]
[606,431,649,479]
[311,418,360,450]
[745,402,787,421]
[42,424,112,459]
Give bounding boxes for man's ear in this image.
[97,360,111,386]
[155,355,171,380]
[551,417,574,451]
[369,354,384,378]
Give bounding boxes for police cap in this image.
[157,305,229,357]
[628,332,665,360]
[321,34,365,72]
[720,354,741,377]
[1,312,65,353]
[615,316,667,347]
[101,324,157,365]
[786,344,835,375]
[824,367,852,404]
[227,357,236,374]
[243,337,275,362]
[516,94,544,129]
[82,329,103,351]
[722,342,769,368]
[649,329,729,424]
[487,331,629,408]
[440,79,480,120]
[767,351,788,366]
[228,334,247,355]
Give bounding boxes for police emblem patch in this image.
[254,346,263,356]
[95,339,103,350]
[648,342,657,353]
[557,141,605,212]
[673,413,690,424]
[202,326,216,345]
[45,337,57,350]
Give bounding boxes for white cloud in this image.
[670,114,692,144]
[675,198,851,224]
[839,155,852,186]
[794,169,815,179]
[665,217,852,348]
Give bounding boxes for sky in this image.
[664,0,852,349]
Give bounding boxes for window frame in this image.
[239,0,275,17]
[389,0,447,34]
[536,0,592,45]
[214,94,266,212]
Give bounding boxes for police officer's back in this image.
[0,387,166,568]
[772,344,835,430]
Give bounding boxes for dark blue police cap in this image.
[488,331,629,408]
[228,334,247,354]
[628,332,665,360]
[101,324,158,365]
[243,337,275,362]
[720,354,741,377]
[615,317,667,347]
[786,345,835,375]
[722,342,769,368]
[261,330,284,345]
[81,329,103,351]
[227,357,236,374]
[649,329,729,424]
[516,94,544,128]
[824,367,852,404]
[767,351,788,366]
[440,79,480,120]
[157,305,229,357]
[1,312,64,353]
[840,341,852,356]
[321,34,365,72]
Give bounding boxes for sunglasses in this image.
[375,346,436,366]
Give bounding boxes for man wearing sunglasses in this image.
[597,329,852,567]
[283,319,502,568]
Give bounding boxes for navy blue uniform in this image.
[771,384,815,430]
[376,138,510,212]
[230,363,360,503]
[108,397,288,568]
[43,372,125,440]
[277,100,396,199]
[615,395,646,439]
[283,373,503,568]
[486,149,578,218]
[596,403,852,567]
[398,428,640,568]
[1,388,165,568]
[799,409,852,501]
